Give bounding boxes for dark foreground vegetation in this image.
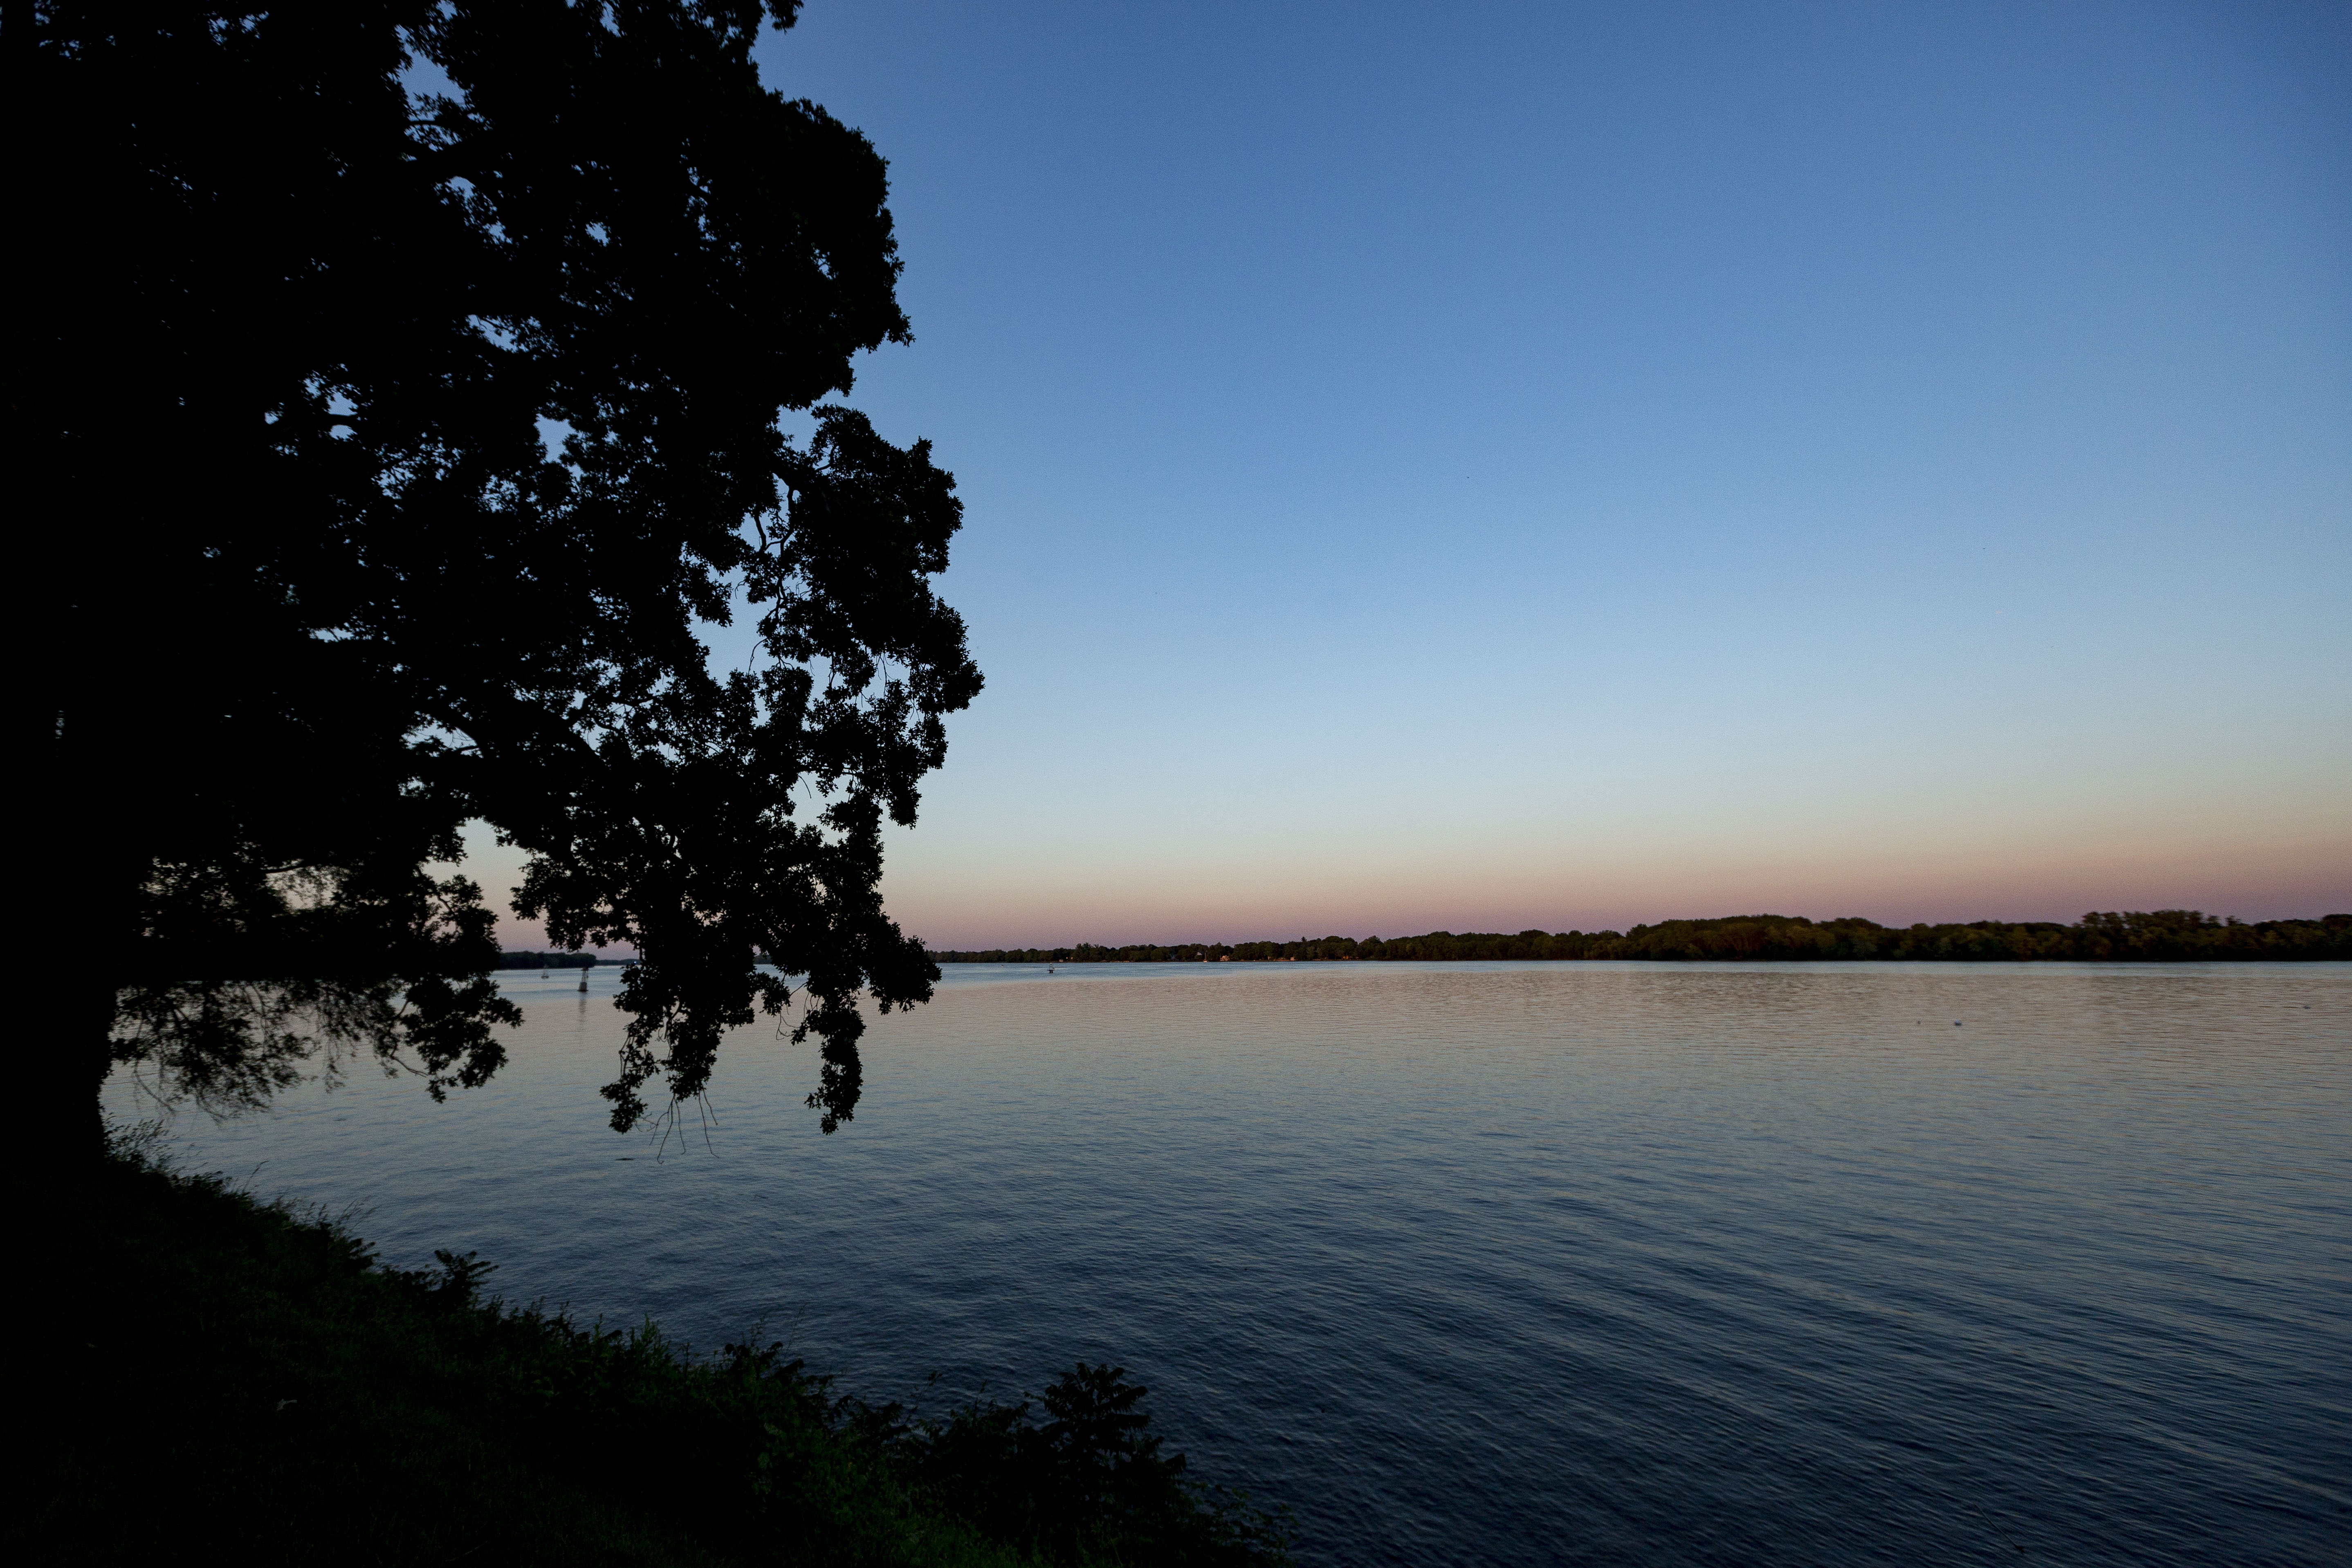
[938,910,2352,965]
[25,1133,1289,1567]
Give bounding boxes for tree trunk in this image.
[33,668,137,1178]
[32,904,121,1175]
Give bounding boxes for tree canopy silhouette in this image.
[18,0,981,1158]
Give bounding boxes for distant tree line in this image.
[496,951,603,971]
[934,910,2352,965]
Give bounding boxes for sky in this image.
[471,0,2352,949]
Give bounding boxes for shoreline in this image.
[933,910,2350,967]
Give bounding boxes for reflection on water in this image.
[111,961,2351,1567]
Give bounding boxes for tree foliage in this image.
[18,0,980,1146]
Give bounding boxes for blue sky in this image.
[478,1,2350,948]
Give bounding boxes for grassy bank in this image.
[23,1132,1290,1567]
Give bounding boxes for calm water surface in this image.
[111,961,2351,1566]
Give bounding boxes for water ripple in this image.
[113,961,2352,1566]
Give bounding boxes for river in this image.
[108,960,2350,1566]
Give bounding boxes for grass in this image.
[20,1128,1292,1567]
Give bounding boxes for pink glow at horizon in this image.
[874,839,2352,950]
[462,3,2352,959]
[460,821,2350,953]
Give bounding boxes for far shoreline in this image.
[930,910,2350,966]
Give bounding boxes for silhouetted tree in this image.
[17,0,981,1164]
